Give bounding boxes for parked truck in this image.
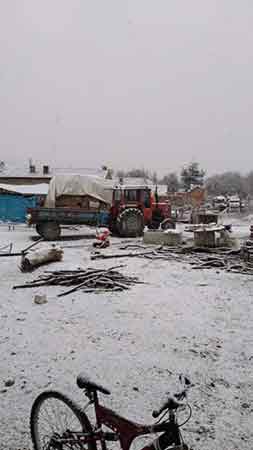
[27,181,174,240]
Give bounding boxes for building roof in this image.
[121,177,153,186]
[0,162,104,179]
[0,164,171,197]
[0,183,49,195]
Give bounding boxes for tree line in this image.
[106,163,253,197]
[114,162,205,193]
[205,171,253,198]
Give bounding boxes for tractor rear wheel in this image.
[117,208,144,237]
[36,222,61,241]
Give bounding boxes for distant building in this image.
[166,186,206,207]
[0,183,48,222]
[0,162,104,186]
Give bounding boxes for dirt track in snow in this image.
[0,224,252,450]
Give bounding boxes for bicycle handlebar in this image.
[152,394,184,418]
[152,376,192,419]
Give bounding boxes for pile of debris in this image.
[91,243,253,276]
[13,265,143,296]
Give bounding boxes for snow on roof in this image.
[122,177,153,186]
[0,163,104,178]
[113,184,151,190]
[156,184,168,195]
[0,183,49,195]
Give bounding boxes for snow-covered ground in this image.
[0,221,253,450]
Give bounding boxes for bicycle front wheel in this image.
[30,390,96,450]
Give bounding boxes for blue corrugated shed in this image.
[0,195,37,223]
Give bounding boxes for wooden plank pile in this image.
[91,243,253,276]
[139,245,253,275]
[13,265,142,296]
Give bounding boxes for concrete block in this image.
[143,230,182,246]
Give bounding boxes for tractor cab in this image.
[112,185,152,212]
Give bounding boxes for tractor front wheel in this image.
[117,209,144,237]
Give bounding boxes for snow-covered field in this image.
[0,222,252,450]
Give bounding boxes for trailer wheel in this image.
[117,208,144,237]
[35,224,43,237]
[38,223,61,241]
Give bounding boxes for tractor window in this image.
[144,190,151,208]
[124,190,138,202]
[114,190,121,202]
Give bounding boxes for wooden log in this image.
[14,265,131,290]
[192,259,226,269]
[13,280,53,289]
[0,253,24,257]
[56,267,127,297]
[90,251,154,260]
[20,246,63,272]
[111,280,130,290]
[21,237,44,254]
[81,287,123,293]
[119,244,149,250]
[44,265,126,275]
[57,275,100,296]
[94,277,130,290]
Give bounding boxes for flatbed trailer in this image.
[27,207,110,240]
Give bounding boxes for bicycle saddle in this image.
[77,373,111,395]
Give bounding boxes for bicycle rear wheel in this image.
[30,390,96,450]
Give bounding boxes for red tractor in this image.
[109,185,174,237]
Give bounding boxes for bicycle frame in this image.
[89,391,181,450]
[95,403,181,450]
[50,391,183,450]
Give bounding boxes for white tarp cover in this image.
[45,175,113,207]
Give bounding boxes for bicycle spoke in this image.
[34,396,84,450]
[39,405,57,431]
[51,399,65,432]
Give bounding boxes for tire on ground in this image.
[117,208,144,237]
[37,222,61,240]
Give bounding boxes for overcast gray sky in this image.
[1,1,253,175]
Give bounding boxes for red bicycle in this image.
[30,373,193,450]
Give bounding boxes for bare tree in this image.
[160,172,180,193]
[116,168,150,180]
[181,162,205,191]
[206,172,246,197]
[244,171,253,196]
